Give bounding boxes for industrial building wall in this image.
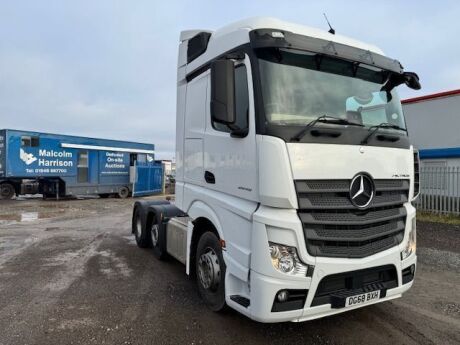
[403,91,460,214]
[403,93,460,150]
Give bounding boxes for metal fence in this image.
[415,166,460,215]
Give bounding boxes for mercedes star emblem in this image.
[349,174,375,208]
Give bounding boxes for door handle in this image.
[204,171,215,184]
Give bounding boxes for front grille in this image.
[296,179,409,258]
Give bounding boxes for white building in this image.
[403,89,460,168]
[403,89,460,203]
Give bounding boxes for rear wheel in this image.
[0,183,15,200]
[196,232,227,311]
[133,207,152,248]
[118,186,130,199]
[149,213,168,260]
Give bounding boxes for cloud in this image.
[0,1,459,159]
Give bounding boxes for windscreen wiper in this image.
[291,115,364,142]
[361,122,407,145]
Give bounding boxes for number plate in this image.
[345,290,380,307]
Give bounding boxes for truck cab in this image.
[133,17,420,322]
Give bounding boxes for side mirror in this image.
[404,72,421,90]
[211,59,235,125]
[381,71,422,93]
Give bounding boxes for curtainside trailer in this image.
[0,129,163,199]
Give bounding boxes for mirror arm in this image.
[230,127,249,138]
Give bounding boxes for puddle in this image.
[123,235,136,246]
[15,194,44,201]
[0,211,65,225]
[21,212,39,222]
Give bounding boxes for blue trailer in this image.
[0,129,163,199]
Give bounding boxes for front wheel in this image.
[196,232,227,311]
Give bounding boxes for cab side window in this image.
[213,64,249,133]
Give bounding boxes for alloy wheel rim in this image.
[198,247,221,291]
[151,224,159,247]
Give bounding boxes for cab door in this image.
[203,55,258,202]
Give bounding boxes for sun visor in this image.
[250,29,403,74]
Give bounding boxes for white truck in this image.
[132,17,421,323]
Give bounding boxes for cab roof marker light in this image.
[271,31,285,38]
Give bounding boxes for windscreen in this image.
[257,48,406,130]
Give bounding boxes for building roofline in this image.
[402,89,460,105]
[419,147,460,159]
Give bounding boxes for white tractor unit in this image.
[132,17,421,322]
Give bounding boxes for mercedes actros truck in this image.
[132,17,421,323]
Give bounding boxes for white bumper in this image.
[226,203,417,323]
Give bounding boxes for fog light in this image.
[277,290,289,302]
[402,264,416,284]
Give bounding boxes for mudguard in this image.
[133,200,188,257]
[132,200,171,234]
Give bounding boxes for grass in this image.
[417,211,460,225]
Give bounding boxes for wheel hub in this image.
[151,224,159,247]
[198,248,221,291]
[136,219,142,238]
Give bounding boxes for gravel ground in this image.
[0,197,459,345]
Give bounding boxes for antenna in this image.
[323,13,335,35]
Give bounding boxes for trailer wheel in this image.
[0,183,15,200]
[133,207,152,248]
[196,232,227,311]
[118,187,130,199]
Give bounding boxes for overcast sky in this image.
[1,1,459,159]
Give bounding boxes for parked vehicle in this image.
[132,17,421,322]
[0,129,163,199]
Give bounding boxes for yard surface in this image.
[0,196,459,345]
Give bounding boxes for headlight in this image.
[269,242,312,277]
[401,217,416,260]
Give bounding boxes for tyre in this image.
[118,186,130,199]
[0,183,15,200]
[196,232,227,311]
[149,213,168,260]
[133,207,152,248]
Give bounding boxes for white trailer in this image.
[132,17,421,322]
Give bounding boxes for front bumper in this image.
[242,250,416,323]
[223,201,417,322]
